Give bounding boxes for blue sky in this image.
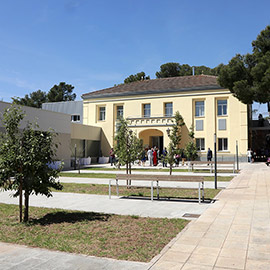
[0,0,270,115]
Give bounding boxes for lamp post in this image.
[166,128,170,137]
[236,140,239,171]
[74,144,77,170]
[214,133,217,189]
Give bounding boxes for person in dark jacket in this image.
[207,148,213,163]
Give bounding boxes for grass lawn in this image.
[0,203,189,262]
[59,172,233,182]
[55,183,221,200]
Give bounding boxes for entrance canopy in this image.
[139,129,163,149]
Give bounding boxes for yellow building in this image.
[82,75,248,161]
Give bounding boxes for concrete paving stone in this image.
[219,248,247,259]
[181,263,213,270]
[192,246,220,256]
[249,235,270,245]
[177,236,201,246]
[169,243,196,254]
[245,259,270,270]
[150,260,183,270]
[247,249,270,261]
[8,257,48,270]
[248,243,270,253]
[215,256,245,269]
[198,237,224,249]
[158,251,190,263]
[187,253,218,267]
[0,248,41,264]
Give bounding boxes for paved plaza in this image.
[0,163,269,269]
[150,163,270,269]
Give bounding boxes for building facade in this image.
[0,101,101,168]
[82,75,248,161]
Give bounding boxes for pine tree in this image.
[166,111,185,175]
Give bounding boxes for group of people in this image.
[247,148,270,164]
[109,147,214,167]
[145,147,160,166]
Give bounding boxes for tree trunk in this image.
[129,162,131,174]
[23,191,29,222]
[128,163,132,186]
[19,176,23,223]
[126,163,129,186]
[169,164,172,175]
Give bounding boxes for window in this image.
[116,105,123,119]
[217,100,227,116]
[71,115,80,122]
[195,101,205,117]
[196,138,205,151]
[99,107,106,121]
[164,102,173,116]
[218,138,228,151]
[143,104,151,117]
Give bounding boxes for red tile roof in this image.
[82,75,222,99]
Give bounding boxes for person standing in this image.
[153,148,158,166]
[141,149,146,166]
[247,148,253,163]
[162,147,168,167]
[147,148,153,166]
[207,148,213,162]
[109,148,115,166]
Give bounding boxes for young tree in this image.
[185,125,198,161]
[124,72,150,84]
[47,82,76,102]
[114,118,143,175]
[218,25,270,115]
[166,111,185,175]
[0,105,63,222]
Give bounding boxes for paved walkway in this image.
[63,169,237,177]
[0,242,149,270]
[59,176,230,189]
[149,163,270,269]
[0,191,211,219]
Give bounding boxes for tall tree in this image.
[156,62,182,78]
[218,25,270,114]
[47,82,76,102]
[124,72,150,84]
[166,111,185,175]
[0,105,63,222]
[12,90,47,108]
[156,62,221,78]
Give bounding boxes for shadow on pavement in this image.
[120,196,215,204]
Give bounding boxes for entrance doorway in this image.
[139,129,164,149]
[151,136,163,150]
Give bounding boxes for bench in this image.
[188,161,235,173]
[109,174,205,204]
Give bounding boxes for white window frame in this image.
[99,106,106,121]
[195,101,205,117]
[116,105,123,119]
[164,102,173,117]
[196,138,205,151]
[217,100,227,116]
[218,138,228,151]
[71,115,80,122]
[143,104,151,118]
